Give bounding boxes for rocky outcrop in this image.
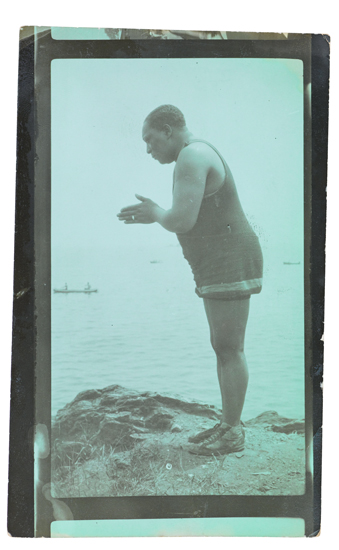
[52,385,304,460]
[51,385,306,498]
[52,385,220,457]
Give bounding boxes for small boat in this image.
[53,289,98,294]
[283,262,300,265]
[53,283,98,294]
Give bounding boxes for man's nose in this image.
[146,143,152,154]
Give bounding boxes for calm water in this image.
[51,242,305,420]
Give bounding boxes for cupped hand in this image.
[117,194,158,224]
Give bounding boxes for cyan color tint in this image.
[51,27,111,40]
[51,517,305,537]
[51,58,305,420]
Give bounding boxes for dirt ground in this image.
[53,406,305,497]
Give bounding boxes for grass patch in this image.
[51,436,233,497]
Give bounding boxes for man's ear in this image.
[163,124,173,138]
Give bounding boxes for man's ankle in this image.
[221,421,240,428]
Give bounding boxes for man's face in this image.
[142,121,173,164]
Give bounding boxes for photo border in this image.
[8,29,328,538]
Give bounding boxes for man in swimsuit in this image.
[117,105,263,455]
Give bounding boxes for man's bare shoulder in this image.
[177,141,215,169]
[177,141,227,181]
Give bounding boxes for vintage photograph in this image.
[49,56,306,498]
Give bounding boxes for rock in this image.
[145,413,173,430]
[271,421,305,434]
[171,424,182,433]
[72,389,103,402]
[150,394,219,419]
[52,384,219,447]
[51,385,220,466]
[245,411,291,426]
[245,411,305,433]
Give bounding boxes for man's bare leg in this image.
[203,297,250,426]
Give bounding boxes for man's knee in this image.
[210,335,244,362]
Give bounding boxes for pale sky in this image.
[51,57,303,257]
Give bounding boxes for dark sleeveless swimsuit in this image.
[176,139,263,300]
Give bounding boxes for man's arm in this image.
[153,148,208,233]
[117,147,208,232]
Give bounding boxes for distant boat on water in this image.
[53,283,98,294]
[283,262,300,265]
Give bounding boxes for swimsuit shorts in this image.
[178,231,263,301]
